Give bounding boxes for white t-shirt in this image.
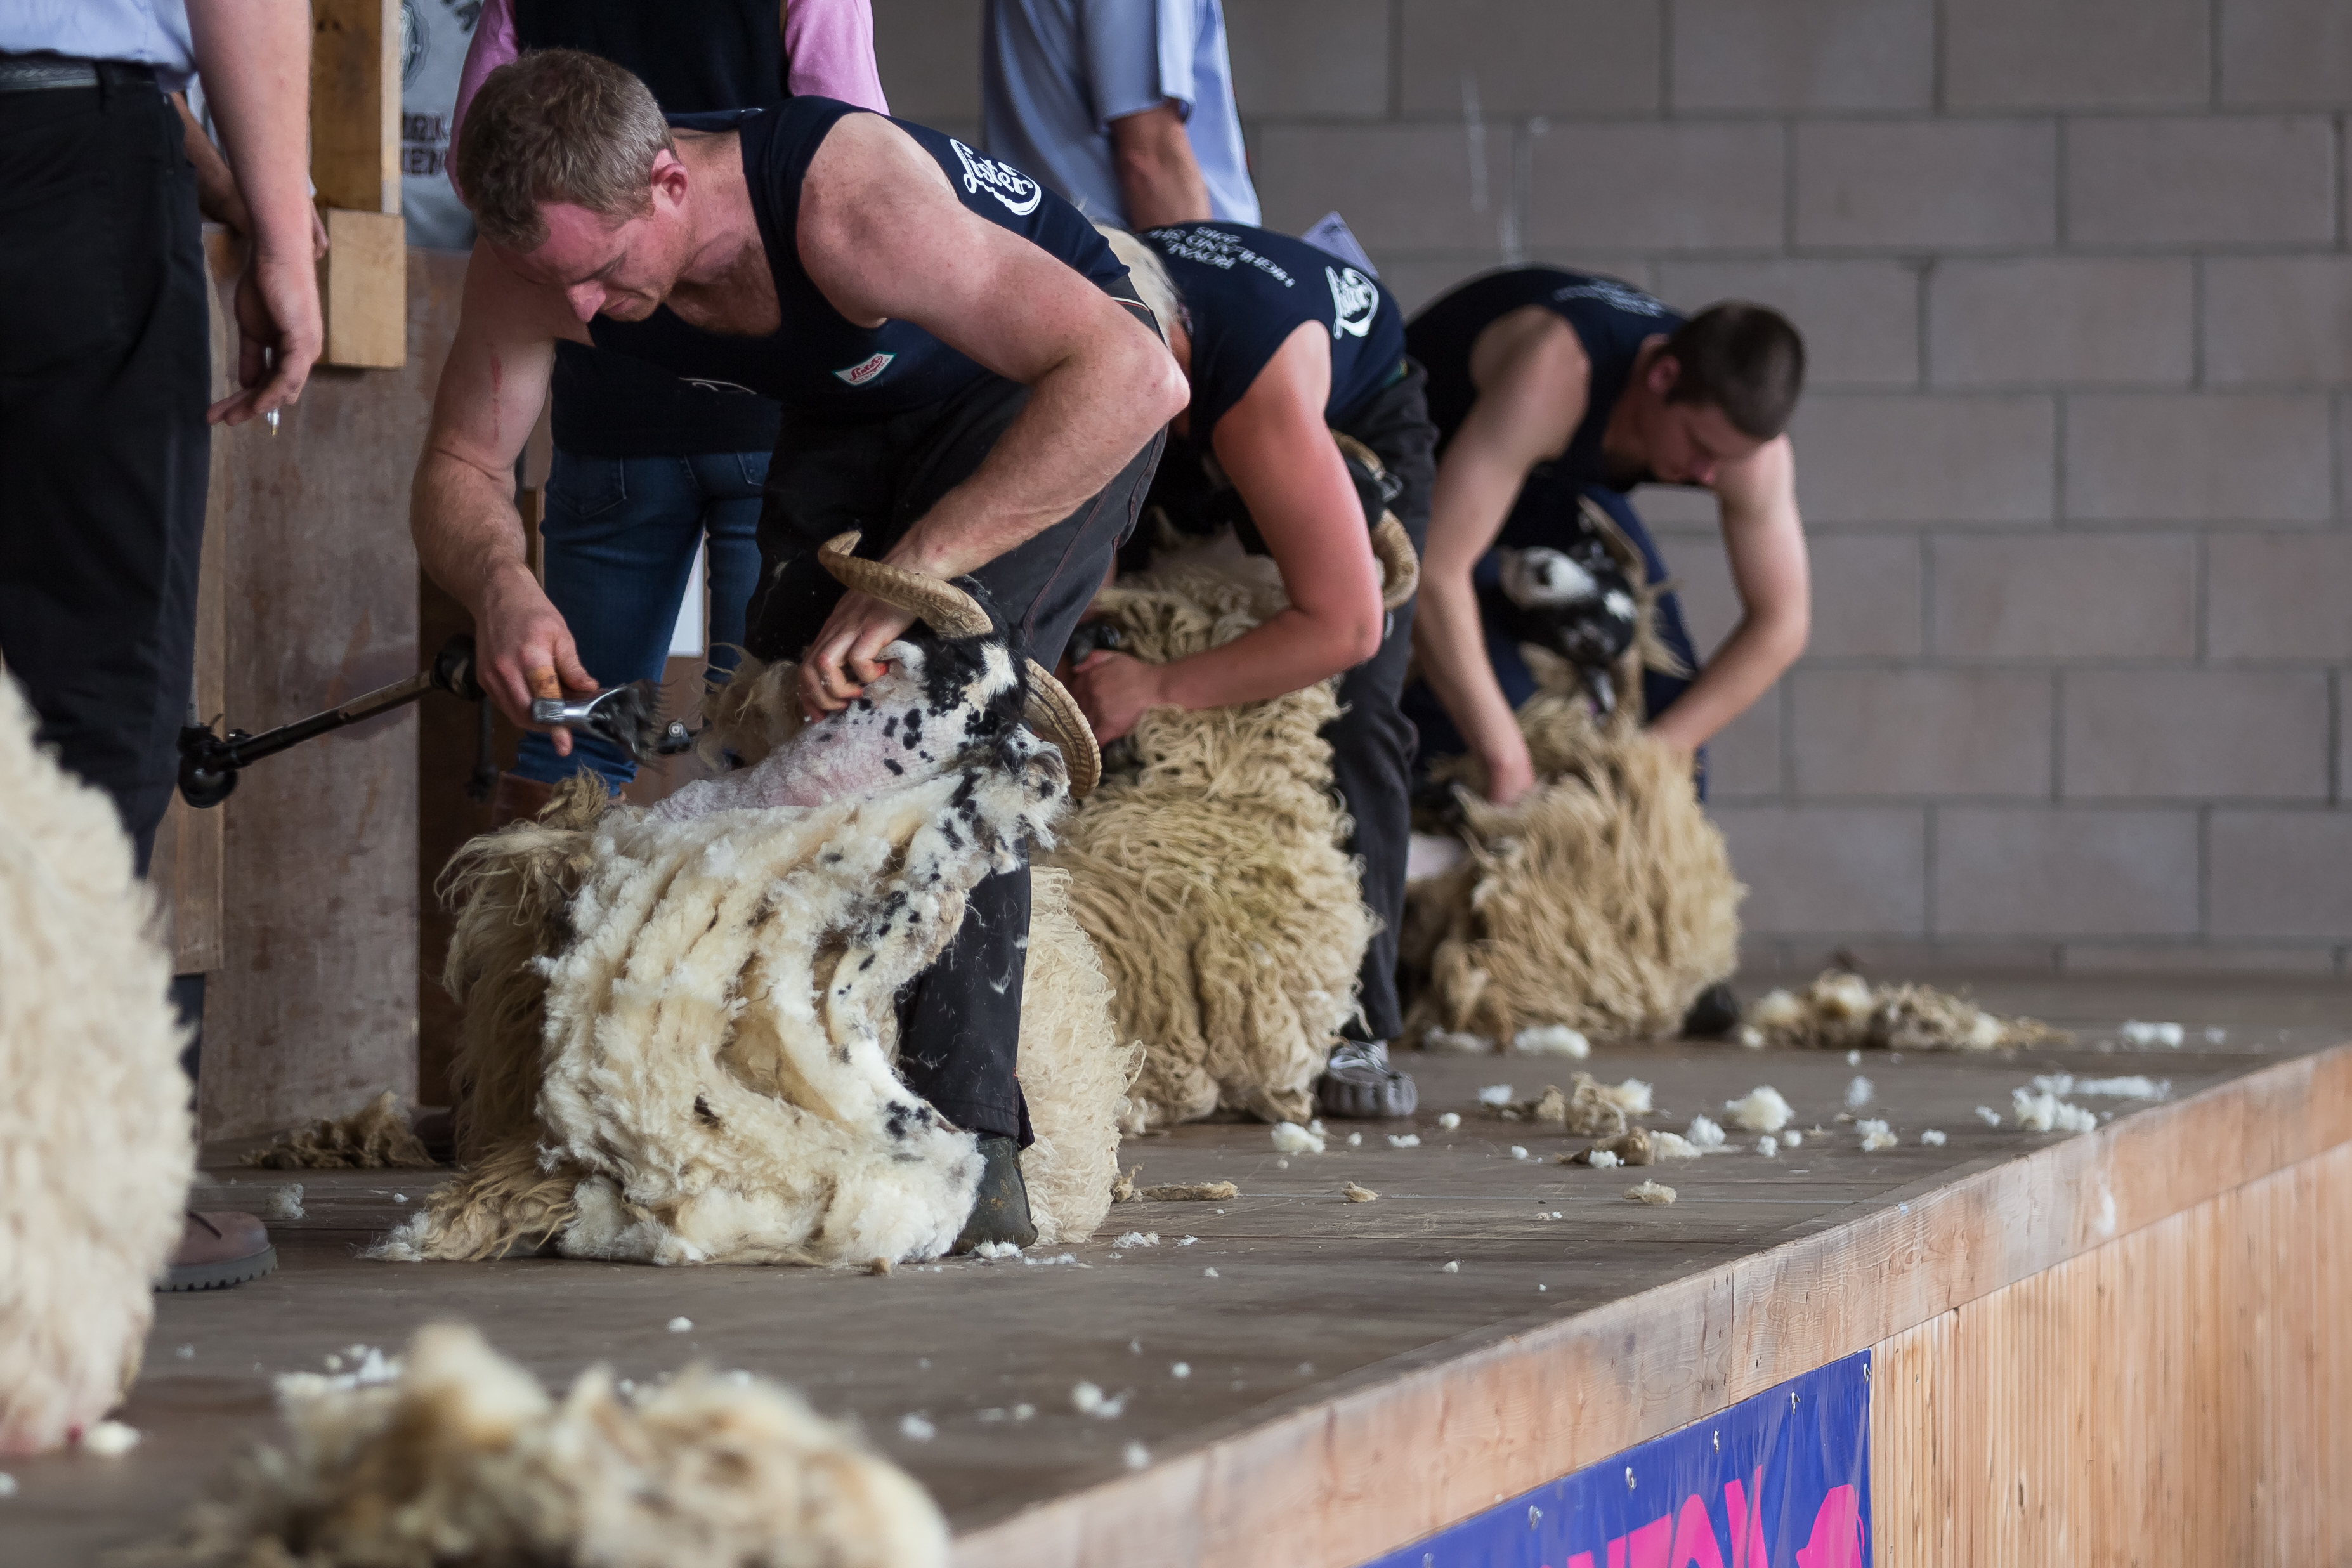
[0,0,195,90]
[400,0,481,251]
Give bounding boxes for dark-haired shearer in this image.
[1402,270,1810,809]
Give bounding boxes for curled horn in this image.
[816,531,995,638]
[1371,513,1420,611]
[1022,660,1101,799]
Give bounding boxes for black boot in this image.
[953,1136,1037,1253]
[1682,981,1742,1039]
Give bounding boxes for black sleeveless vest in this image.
[1405,268,1686,490]
[586,98,1130,421]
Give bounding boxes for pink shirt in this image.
[450,0,889,198]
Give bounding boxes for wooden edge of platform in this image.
[951,1042,2352,1568]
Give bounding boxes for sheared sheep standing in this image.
[134,1321,948,1568]
[383,537,1132,1266]
[1043,533,1376,1127]
[1401,504,1744,1045]
[0,674,194,1454]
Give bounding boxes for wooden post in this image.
[311,0,407,368]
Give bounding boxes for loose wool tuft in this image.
[129,1322,947,1568]
[242,1089,436,1170]
[0,675,193,1454]
[1403,641,1743,1047]
[1741,971,2071,1053]
[1043,534,1374,1127]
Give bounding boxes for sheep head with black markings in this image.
[382,535,1121,1269]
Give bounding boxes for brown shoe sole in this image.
[157,1244,278,1292]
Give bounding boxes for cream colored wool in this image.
[1404,655,1743,1045]
[1042,533,1374,1127]
[0,675,193,1454]
[1742,970,2071,1053]
[1489,1076,1628,1138]
[1016,868,1142,1246]
[129,1322,946,1568]
[384,750,1064,1267]
[242,1089,436,1170]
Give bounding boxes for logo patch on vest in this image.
[833,352,896,386]
[1550,278,1668,317]
[949,138,1043,217]
[1327,266,1378,339]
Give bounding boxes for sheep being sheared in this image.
[133,1322,948,1568]
[1402,498,1742,1045]
[0,674,194,1454]
[379,534,1125,1267]
[1042,531,1376,1127]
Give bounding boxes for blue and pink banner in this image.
[1359,1352,1871,1568]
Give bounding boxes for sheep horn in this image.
[1022,659,1101,799]
[816,531,995,639]
[1373,513,1420,611]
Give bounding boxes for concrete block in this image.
[2221,0,2352,105]
[1945,0,2209,108]
[1656,258,1919,388]
[1794,120,2056,251]
[1399,0,1660,116]
[1379,258,1510,317]
[2062,670,2330,800]
[1711,806,1926,933]
[1935,807,2199,936]
[1662,534,1740,656]
[2059,943,2339,974]
[1931,535,2196,660]
[2064,395,2332,523]
[1758,938,2060,977]
[2210,810,2352,937]
[1806,535,1923,658]
[1252,124,1508,252]
[1526,122,1786,252]
[2204,258,2352,385]
[1789,395,2055,525]
[1791,670,2050,798]
[1625,484,1714,527]
[1706,686,1784,799]
[1669,0,1933,111]
[1928,259,2193,388]
[2206,534,2352,660]
[2066,116,2336,246]
[873,0,981,123]
[1225,0,1389,118]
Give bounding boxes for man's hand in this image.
[1479,731,1538,807]
[477,566,597,756]
[1067,649,1169,743]
[798,590,916,719]
[210,246,323,426]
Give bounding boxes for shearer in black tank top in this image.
[1403,267,1812,1036]
[412,52,1186,1248]
[1078,221,1435,1118]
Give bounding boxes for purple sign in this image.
[1359,1352,1871,1568]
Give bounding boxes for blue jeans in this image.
[512,448,767,789]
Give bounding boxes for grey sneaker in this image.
[157,1210,277,1291]
[952,1136,1038,1253]
[1317,1040,1418,1120]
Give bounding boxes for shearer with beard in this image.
[411,49,1185,1249]
[1400,269,1813,1036]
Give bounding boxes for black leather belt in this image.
[0,55,154,94]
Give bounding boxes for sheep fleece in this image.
[1042,540,1373,1127]
[0,674,193,1454]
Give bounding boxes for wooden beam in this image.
[318,207,408,368]
[310,0,400,215]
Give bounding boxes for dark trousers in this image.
[0,69,209,875]
[745,370,1163,1143]
[1330,364,1438,1045]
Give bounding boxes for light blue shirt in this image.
[983,0,1259,230]
[0,0,194,90]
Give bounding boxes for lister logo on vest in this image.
[1328,266,1378,339]
[833,352,897,388]
[950,140,1043,216]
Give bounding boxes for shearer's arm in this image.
[411,251,596,746]
[1412,308,1590,804]
[793,112,1189,711]
[1645,436,1808,752]
[1069,322,1384,741]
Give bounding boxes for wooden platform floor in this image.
[11,976,2352,1565]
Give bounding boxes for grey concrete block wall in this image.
[869,0,2351,975]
